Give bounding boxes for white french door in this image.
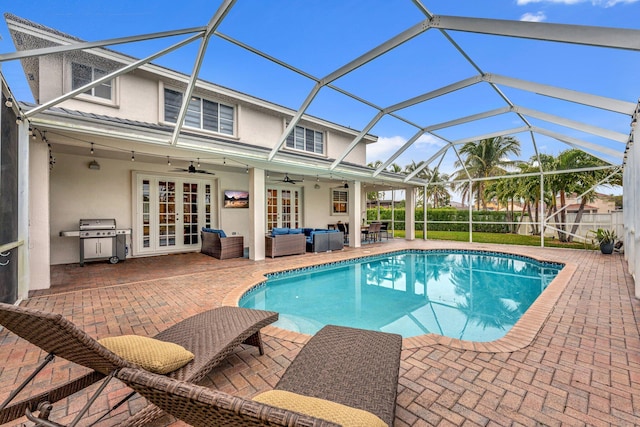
[266,186,302,231]
[134,173,216,255]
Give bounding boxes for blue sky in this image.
[1,0,638,189]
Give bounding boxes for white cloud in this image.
[366,134,443,164]
[520,11,547,21]
[366,136,407,163]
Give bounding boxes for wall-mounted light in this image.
[131,151,135,162]
[314,183,320,190]
[197,158,201,167]
[88,160,100,170]
[344,183,349,189]
[5,98,13,108]
[90,143,94,155]
[167,156,171,166]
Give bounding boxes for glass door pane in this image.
[266,187,302,231]
[158,181,176,247]
[183,182,199,245]
[142,180,150,248]
[267,188,278,231]
[281,190,291,228]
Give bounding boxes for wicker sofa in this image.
[117,325,402,427]
[304,228,344,253]
[265,228,306,258]
[201,229,244,260]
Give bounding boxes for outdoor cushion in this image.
[289,228,303,234]
[201,228,227,238]
[98,335,194,374]
[271,227,290,235]
[253,390,387,427]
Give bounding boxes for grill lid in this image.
[79,218,116,230]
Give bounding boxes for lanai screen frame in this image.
[1,0,639,281]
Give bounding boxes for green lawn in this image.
[391,230,593,250]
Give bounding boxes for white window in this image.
[332,189,348,215]
[164,88,234,135]
[286,124,324,155]
[71,63,112,100]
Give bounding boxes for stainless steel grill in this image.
[78,219,125,266]
[79,218,116,238]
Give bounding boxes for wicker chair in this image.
[117,325,402,427]
[201,231,244,259]
[0,303,277,426]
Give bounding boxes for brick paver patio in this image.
[1,239,639,426]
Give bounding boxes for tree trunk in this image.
[510,198,514,233]
[567,198,588,242]
[558,190,568,242]
[533,200,540,235]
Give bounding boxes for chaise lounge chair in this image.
[117,324,402,427]
[0,303,278,426]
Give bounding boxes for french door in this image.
[134,173,216,255]
[266,186,302,231]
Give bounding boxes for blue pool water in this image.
[240,250,564,341]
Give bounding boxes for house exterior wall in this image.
[48,151,355,265]
[39,64,369,165]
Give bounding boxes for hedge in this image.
[366,207,522,233]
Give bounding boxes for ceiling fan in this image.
[268,173,301,184]
[281,173,299,184]
[173,161,215,175]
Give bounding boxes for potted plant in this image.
[591,228,617,254]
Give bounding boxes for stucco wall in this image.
[49,152,252,265]
[42,66,370,165]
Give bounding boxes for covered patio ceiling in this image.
[1,0,638,189]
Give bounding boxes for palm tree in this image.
[404,161,430,207]
[387,163,403,173]
[425,168,452,208]
[453,136,521,210]
[366,161,384,207]
[484,176,519,232]
[552,150,614,242]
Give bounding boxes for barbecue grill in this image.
[60,219,129,266]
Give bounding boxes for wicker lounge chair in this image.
[0,303,278,426]
[117,325,402,426]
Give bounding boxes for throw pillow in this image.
[253,390,387,427]
[98,335,194,374]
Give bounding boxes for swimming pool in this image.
[240,250,564,341]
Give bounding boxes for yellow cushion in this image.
[98,335,194,374]
[252,390,387,427]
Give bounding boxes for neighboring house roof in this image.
[565,203,598,212]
